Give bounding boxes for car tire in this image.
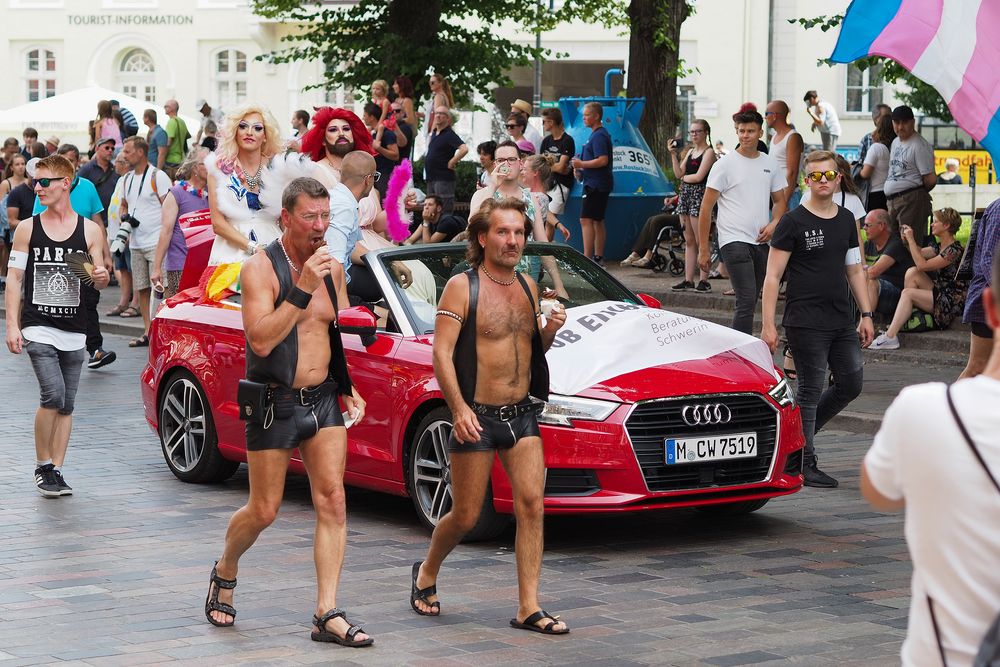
[695,498,770,516]
[158,370,240,484]
[405,406,509,542]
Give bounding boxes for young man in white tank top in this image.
[765,100,803,210]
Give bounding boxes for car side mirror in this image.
[339,306,378,347]
[637,293,661,309]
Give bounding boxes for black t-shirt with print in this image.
[864,235,913,289]
[771,204,859,330]
[540,133,576,190]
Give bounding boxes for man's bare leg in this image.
[209,447,293,625]
[297,426,369,642]
[413,449,495,614]
[498,436,568,632]
[34,408,72,465]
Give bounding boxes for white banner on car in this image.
[545,301,778,396]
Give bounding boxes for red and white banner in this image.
[545,301,778,396]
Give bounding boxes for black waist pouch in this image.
[237,380,270,424]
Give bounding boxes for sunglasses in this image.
[505,124,523,129]
[35,177,67,188]
[806,170,839,183]
[366,172,381,182]
[238,122,265,133]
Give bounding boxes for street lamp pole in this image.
[532,0,554,115]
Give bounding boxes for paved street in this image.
[0,324,952,666]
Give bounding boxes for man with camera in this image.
[119,136,171,348]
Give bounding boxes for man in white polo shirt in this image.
[120,135,171,347]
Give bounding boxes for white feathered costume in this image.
[205,151,317,265]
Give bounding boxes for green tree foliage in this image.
[791,14,951,121]
[253,0,621,107]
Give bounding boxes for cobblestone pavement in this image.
[0,327,925,666]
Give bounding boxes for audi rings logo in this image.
[681,403,732,426]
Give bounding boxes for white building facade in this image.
[1,0,895,152]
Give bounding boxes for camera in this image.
[669,137,683,151]
[111,214,141,255]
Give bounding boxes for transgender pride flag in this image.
[830,0,1000,165]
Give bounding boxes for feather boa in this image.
[385,159,412,242]
[204,150,317,225]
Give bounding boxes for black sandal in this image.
[128,335,149,348]
[782,343,797,381]
[204,561,237,627]
[409,560,440,616]
[510,609,570,635]
[311,608,374,647]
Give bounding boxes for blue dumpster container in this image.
[556,73,675,261]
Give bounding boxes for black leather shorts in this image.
[448,398,542,453]
[246,386,345,451]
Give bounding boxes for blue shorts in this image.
[875,278,902,317]
[113,248,132,272]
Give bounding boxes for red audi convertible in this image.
[141,243,803,540]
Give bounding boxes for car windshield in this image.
[374,243,641,335]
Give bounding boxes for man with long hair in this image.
[409,199,570,636]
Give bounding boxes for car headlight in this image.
[768,378,795,408]
[538,395,619,427]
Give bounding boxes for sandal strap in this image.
[208,600,236,617]
[521,610,555,627]
[345,624,364,640]
[415,583,437,599]
[314,607,346,630]
[211,564,237,589]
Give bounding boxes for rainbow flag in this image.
[830,0,1000,165]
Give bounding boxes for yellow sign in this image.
[934,149,994,184]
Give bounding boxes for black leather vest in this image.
[454,268,549,405]
[245,240,353,395]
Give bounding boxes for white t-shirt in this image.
[817,100,842,136]
[706,150,786,248]
[885,134,935,196]
[865,377,1000,667]
[800,189,866,222]
[863,142,890,193]
[122,166,171,251]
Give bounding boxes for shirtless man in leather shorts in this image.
[409,198,571,635]
[203,177,372,649]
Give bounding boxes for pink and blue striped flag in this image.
[831,0,1000,165]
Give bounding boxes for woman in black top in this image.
[662,119,715,292]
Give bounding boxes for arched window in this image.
[214,49,248,109]
[117,48,156,102]
[26,48,56,103]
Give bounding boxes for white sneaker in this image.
[870,333,900,350]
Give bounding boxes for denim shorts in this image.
[875,278,902,317]
[25,341,86,415]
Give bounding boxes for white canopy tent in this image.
[0,86,200,148]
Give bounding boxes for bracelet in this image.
[286,286,312,309]
[246,240,259,254]
[861,311,874,319]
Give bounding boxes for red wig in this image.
[299,107,376,162]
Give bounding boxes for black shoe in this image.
[52,469,73,496]
[88,348,117,369]
[802,456,839,488]
[34,464,61,498]
[695,280,712,292]
[593,255,604,267]
[672,280,694,292]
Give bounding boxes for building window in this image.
[845,63,884,114]
[215,49,248,109]
[117,48,156,102]
[26,48,57,102]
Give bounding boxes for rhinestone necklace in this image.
[240,159,264,190]
[481,265,516,286]
[277,238,300,274]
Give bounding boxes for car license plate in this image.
[664,432,757,464]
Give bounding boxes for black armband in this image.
[286,286,312,309]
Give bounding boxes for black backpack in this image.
[927,387,1000,667]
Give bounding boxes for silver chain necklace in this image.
[481,265,516,286]
[277,238,300,274]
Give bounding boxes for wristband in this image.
[861,311,874,319]
[286,286,312,309]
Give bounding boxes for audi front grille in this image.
[624,393,778,492]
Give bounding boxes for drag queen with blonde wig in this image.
[205,103,314,267]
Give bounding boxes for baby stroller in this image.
[649,212,686,276]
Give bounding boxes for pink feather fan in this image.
[385,158,413,242]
